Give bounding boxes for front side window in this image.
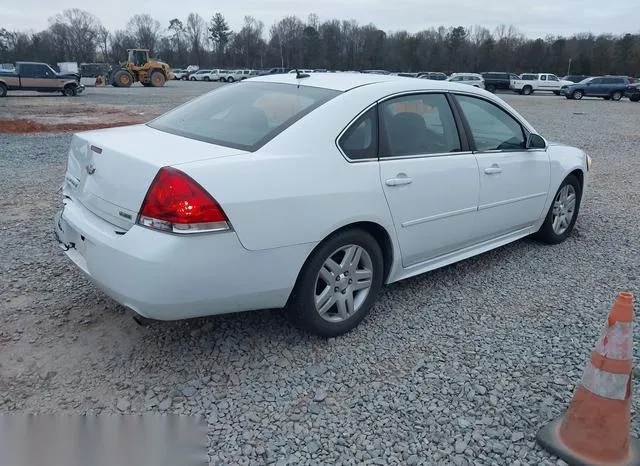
[379,93,461,157]
[148,82,340,151]
[540,75,547,81]
[338,107,377,160]
[455,94,525,151]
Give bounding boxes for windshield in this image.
[578,77,594,84]
[148,81,341,151]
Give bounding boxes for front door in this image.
[453,94,551,241]
[378,92,479,267]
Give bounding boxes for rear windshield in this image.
[148,81,341,151]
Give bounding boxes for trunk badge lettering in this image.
[119,211,132,220]
[90,145,103,154]
[85,164,96,175]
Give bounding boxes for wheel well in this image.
[327,222,394,282]
[569,169,584,190]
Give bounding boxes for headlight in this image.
[586,154,593,171]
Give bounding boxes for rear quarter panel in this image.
[176,85,401,253]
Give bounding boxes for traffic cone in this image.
[537,292,640,465]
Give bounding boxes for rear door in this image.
[17,64,39,89]
[452,93,550,241]
[585,78,604,96]
[377,92,479,267]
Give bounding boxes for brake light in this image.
[137,167,229,234]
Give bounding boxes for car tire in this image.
[522,86,533,95]
[227,77,235,83]
[486,84,496,93]
[611,91,622,101]
[0,83,7,97]
[62,85,76,97]
[631,95,640,102]
[286,228,384,337]
[112,69,133,87]
[190,77,196,81]
[220,77,226,82]
[572,90,584,100]
[534,174,582,245]
[204,76,210,81]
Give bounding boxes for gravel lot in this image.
[1,86,640,465]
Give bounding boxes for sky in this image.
[1,0,638,38]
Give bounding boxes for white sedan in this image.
[54,73,591,337]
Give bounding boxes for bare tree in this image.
[96,26,110,61]
[186,13,207,65]
[48,9,101,62]
[127,14,161,54]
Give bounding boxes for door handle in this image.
[385,176,413,186]
[484,165,502,175]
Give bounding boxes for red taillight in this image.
[137,167,229,234]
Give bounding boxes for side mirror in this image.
[526,133,546,149]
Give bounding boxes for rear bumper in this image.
[54,199,313,320]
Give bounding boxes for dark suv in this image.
[626,82,640,102]
[562,75,590,83]
[563,76,630,100]
[481,72,519,93]
[417,71,448,80]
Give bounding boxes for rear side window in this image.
[148,82,340,151]
[380,93,461,157]
[338,107,377,160]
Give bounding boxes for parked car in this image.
[481,72,519,93]
[510,73,573,95]
[563,76,631,100]
[447,73,485,89]
[288,69,314,75]
[219,70,247,82]
[562,75,590,83]
[54,73,590,337]
[236,69,260,80]
[0,61,84,97]
[181,65,200,81]
[189,70,213,81]
[361,69,391,75]
[418,72,448,81]
[172,69,187,80]
[625,82,640,102]
[260,67,289,75]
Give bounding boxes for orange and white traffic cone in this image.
[537,292,640,465]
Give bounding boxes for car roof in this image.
[248,72,495,94]
[250,72,422,91]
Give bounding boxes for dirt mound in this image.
[0,117,149,134]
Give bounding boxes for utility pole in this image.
[567,58,572,76]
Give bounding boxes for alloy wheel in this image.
[552,184,577,235]
[314,244,373,323]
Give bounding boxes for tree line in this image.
[1,9,639,76]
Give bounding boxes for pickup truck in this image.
[509,73,573,95]
[0,62,84,97]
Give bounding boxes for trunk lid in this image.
[63,124,247,230]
